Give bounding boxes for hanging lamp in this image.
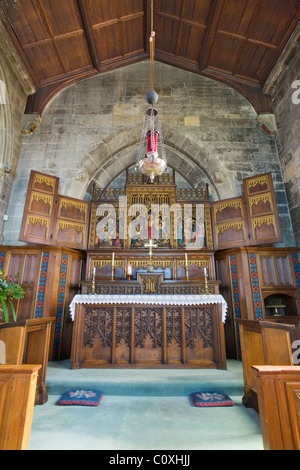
[136,0,167,183]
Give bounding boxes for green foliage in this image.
[0,269,25,322]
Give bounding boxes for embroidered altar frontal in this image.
[70,298,227,370]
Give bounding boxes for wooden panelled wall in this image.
[1,170,298,360]
[215,247,300,359]
[0,246,85,360]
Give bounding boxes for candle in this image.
[204,267,208,276]
[127,265,132,275]
[112,252,115,265]
[93,267,96,276]
[185,253,188,265]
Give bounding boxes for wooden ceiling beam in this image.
[1,0,296,115]
[77,0,101,71]
[198,0,225,71]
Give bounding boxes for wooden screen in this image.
[211,196,249,250]
[212,173,282,250]
[19,171,59,245]
[20,171,90,250]
[243,173,282,245]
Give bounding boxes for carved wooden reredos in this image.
[89,168,213,251]
[19,169,282,254]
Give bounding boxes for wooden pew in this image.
[0,365,41,450]
[236,319,295,410]
[252,366,300,450]
[0,318,55,404]
[0,326,25,363]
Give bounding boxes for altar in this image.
[70,294,227,370]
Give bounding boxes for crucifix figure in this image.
[145,239,157,272]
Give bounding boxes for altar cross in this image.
[145,239,157,272]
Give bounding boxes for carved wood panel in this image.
[243,173,282,245]
[20,171,59,246]
[134,307,163,349]
[184,307,214,349]
[84,307,114,349]
[211,196,249,250]
[211,173,282,250]
[20,171,90,249]
[73,303,225,368]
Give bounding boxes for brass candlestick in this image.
[185,253,189,281]
[111,262,115,281]
[204,267,209,295]
[92,267,96,294]
[111,253,115,281]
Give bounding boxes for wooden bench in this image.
[236,319,295,410]
[252,366,300,450]
[0,318,55,404]
[0,365,41,450]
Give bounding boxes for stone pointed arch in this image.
[66,124,235,202]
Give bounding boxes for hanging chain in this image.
[157,119,166,163]
[136,116,148,163]
[149,0,155,91]
[150,107,155,152]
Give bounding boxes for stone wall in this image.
[0,22,35,244]
[271,45,300,245]
[3,61,295,247]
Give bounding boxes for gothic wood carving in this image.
[134,307,163,349]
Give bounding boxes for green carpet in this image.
[29,360,264,451]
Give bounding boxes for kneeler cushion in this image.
[190,392,234,407]
[58,389,104,406]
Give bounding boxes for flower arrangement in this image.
[0,269,25,322]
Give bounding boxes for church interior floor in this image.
[29,360,264,451]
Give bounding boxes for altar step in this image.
[30,359,264,450]
[45,359,245,397]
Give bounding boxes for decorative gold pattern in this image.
[247,176,268,192]
[27,215,49,227]
[141,277,160,294]
[25,215,49,239]
[30,193,53,205]
[176,188,209,201]
[29,192,53,214]
[58,221,85,233]
[205,203,213,249]
[93,187,126,201]
[92,259,124,270]
[178,259,208,268]
[250,194,272,207]
[217,222,245,234]
[214,200,242,213]
[60,200,88,214]
[89,178,212,250]
[33,174,56,194]
[253,216,275,229]
[21,115,42,135]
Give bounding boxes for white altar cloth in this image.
[69,294,227,323]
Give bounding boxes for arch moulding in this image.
[65,124,235,202]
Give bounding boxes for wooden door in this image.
[212,173,282,250]
[19,170,90,250]
[243,173,282,246]
[211,196,249,250]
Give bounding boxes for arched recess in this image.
[65,124,236,202]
